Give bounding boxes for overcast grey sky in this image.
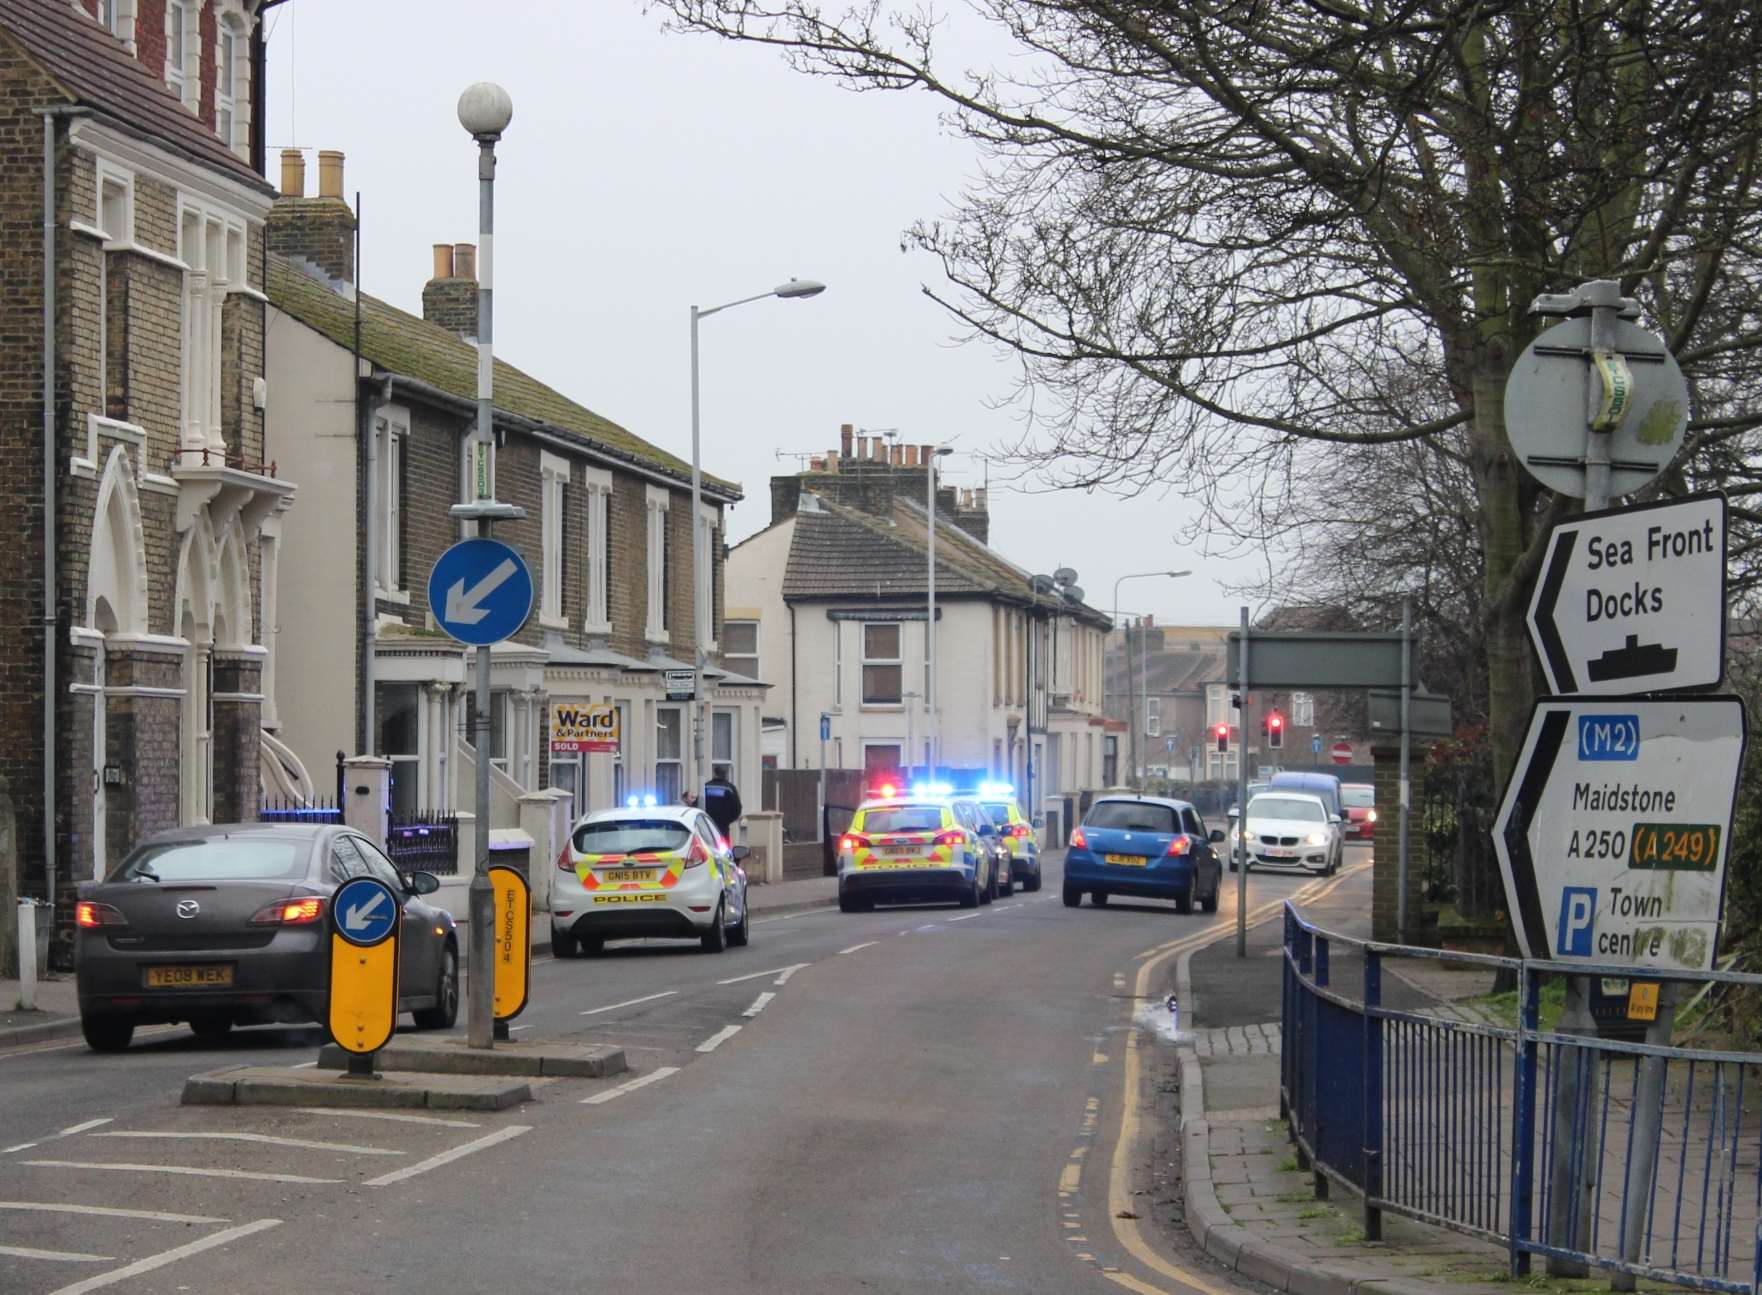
[264,1,1268,625]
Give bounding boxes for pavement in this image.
[1176,877,1535,1295]
[0,869,837,1051]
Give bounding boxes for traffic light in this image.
[1267,711,1284,749]
[1214,723,1230,753]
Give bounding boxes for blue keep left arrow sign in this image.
[428,538,534,647]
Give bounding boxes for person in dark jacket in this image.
[702,774,743,839]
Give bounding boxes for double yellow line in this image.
[1099,863,1371,1295]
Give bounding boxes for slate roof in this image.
[0,0,271,192]
[779,494,1110,625]
[267,255,740,499]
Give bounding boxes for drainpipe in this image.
[41,106,88,926]
[360,371,391,757]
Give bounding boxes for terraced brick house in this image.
[263,151,762,840]
[0,0,289,965]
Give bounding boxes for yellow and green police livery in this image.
[975,782,1042,892]
[836,787,1002,912]
[552,799,752,956]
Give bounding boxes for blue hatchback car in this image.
[1062,794,1225,914]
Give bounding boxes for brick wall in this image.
[266,197,354,284]
[1370,741,1430,944]
[421,277,476,337]
[210,654,261,823]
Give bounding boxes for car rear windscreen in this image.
[862,806,944,834]
[982,803,1014,826]
[1085,802,1179,834]
[1249,797,1327,822]
[116,840,306,883]
[1341,786,1375,808]
[573,820,694,855]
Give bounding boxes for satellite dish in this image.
[1031,574,1057,594]
[1053,567,1078,586]
[1062,585,1085,603]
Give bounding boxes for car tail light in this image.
[1166,836,1192,857]
[683,838,709,869]
[1367,809,1378,822]
[933,829,966,847]
[557,847,576,873]
[838,834,870,853]
[1004,824,1030,839]
[250,897,325,926]
[76,901,127,928]
[1069,827,1087,849]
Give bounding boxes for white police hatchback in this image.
[552,801,751,956]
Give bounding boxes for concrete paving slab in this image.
[181,1064,531,1111]
[314,1037,627,1078]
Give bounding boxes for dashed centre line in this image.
[581,990,677,1015]
[696,1024,742,1053]
[742,992,775,1017]
[582,1066,680,1105]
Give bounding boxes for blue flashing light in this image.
[643,794,659,808]
[625,792,662,808]
[978,781,1015,799]
[911,781,956,798]
[625,794,640,808]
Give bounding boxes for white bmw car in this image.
[552,801,752,956]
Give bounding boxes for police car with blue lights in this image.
[836,781,1010,912]
[552,794,753,956]
[971,781,1042,892]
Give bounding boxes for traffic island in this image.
[314,1037,628,1079]
[181,1064,531,1111]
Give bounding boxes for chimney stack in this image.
[422,241,479,338]
[904,445,919,467]
[266,147,356,283]
[840,424,854,457]
[889,443,902,466]
[872,439,886,462]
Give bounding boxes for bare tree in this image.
[654,0,1762,907]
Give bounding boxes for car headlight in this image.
[1305,831,1328,846]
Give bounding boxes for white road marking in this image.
[294,1107,479,1128]
[581,1066,680,1105]
[742,992,775,1017]
[290,1060,318,1069]
[581,990,677,1015]
[0,1202,226,1224]
[947,912,982,922]
[716,963,807,986]
[364,1124,530,1189]
[773,964,805,986]
[4,1142,38,1154]
[508,1024,533,1033]
[24,1161,339,1185]
[838,941,877,955]
[56,1119,112,1139]
[696,1024,742,1053]
[5,1243,112,1263]
[92,1131,403,1156]
[46,1217,280,1295]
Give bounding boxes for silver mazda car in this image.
[75,823,457,1052]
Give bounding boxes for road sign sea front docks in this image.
[1492,697,1745,971]
[1528,493,1726,696]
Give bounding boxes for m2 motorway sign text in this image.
[1492,697,1745,971]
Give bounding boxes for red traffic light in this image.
[1214,723,1230,752]
[1269,713,1283,729]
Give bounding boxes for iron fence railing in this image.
[388,813,460,875]
[1281,902,1762,1293]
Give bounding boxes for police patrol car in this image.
[836,783,1005,912]
[974,782,1042,891]
[552,797,752,956]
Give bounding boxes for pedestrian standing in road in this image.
[703,773,743,840]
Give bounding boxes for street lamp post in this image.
[689,279,825,801]
[452,81,520,1051]
[1111,570,1190,789]
[926,445,952,780]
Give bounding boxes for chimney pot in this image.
[889,444,903,466]
[826,452,841,472]
[810,456,825,470]
[856,436,868,460]
[873,439,886,462]
[316,149,345,200]
[975,487,988,508]
[431,243,454,280]
[279,148,305,198]
[920,443,934,464]
[453,243,477,281]
[840,425,854,457]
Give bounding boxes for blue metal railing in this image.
[1281,902,1762,1293]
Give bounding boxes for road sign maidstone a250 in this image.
[1492,697,1746,971]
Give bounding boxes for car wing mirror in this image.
[405,871,440,895]
[731,845,752,862]
[1208,828,1226,844]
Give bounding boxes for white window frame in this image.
[176,200,246,457]
[165,0,197,109]
[540,451,569,628]
[95,162,134,427]
[722,619,758,680]
[1146,696,1161,738]
[645,484,670,643]
[711,709,736,782]
[1292,692,1315,728]
[654,705,684,801]
[1205,683,1228,728]
[581,465,611,634]
[861,622,903,707]
[374,406,408,600]
[215,19,240,152]
[487,689,513,775]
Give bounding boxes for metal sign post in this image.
[1235,607,1250,959]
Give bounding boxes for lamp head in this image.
[773,278,826,300]
[458,82,514,140]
